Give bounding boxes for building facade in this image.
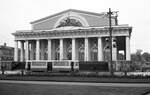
[0,43,14,70]
[12,9,132,71]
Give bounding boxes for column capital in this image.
[20,40,25,43]
[59,38,64,40]
[126,35,130,38]
[25,40,29,42]
[24,39,30,41]
[14,40,18,42]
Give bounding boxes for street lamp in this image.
[107,8,118,75]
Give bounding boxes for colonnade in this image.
[14,36,131,62]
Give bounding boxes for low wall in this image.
[79,61,109,71]
[26,61,109,72]
[11,61,25,70]
[8,60,132,72]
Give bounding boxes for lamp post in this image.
[107,8,113,75]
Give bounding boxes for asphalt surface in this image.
[0,80,150,87]
[0,80,150,95]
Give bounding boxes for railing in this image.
[113,60,132,72]
[0,61,13,70]
[52,60,79,71]
[27,60,47,71]
[26,60,79,71]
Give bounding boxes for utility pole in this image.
[107,8,113,75]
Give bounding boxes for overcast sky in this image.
[0,0,150,53]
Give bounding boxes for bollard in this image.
[21,69,24,76]
[1,63,5,75]
[71,62,74,72]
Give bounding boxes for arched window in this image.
[91,43,98,61]
[55,46,60,60]
[67,44,72,60]
[56,17,83,28]
[33,49,36,60]
[44,47,48,60]
[78,43,84,61]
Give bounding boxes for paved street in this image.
[0,80,150,95]
[0,80,150,87]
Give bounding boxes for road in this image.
[0,80,150,87]
[0,80,150,95]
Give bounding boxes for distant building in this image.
[0,43,14,70]
[0,43,14,61]
[12,9,132,71]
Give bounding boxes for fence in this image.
[26,60,79,71]
[113,60,132,72]
[0,61,26,71]
[0,60,132,73]
[0,61,13,70]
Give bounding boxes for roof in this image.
[30,9,108,24]
[13,25,132,36]
[0,45,14,50]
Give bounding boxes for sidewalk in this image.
[1,70,150,76]
[0,70,23,75]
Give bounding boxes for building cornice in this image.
[12,26,132,41]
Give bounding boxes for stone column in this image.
[25,40,29,61]
[51,40,55,60]
[63,40,67,59]
[48,39,52,60]
[30,41,35,60]
[36,40,40,60]
[40,40,44,60]
[112,37,117,61]
[98,37,103,61]
[72,38,76,61]
[20,41,24,62]
[126,36,131,60]
[14,40,18,61]
[84,38,89,61]
[60,39,64,60]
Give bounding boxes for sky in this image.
[0,0,150,53]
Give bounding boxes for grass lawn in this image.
[0,82,150,95]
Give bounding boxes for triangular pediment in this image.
[31,9,117,30]
[30,9,105,24]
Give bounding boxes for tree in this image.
[131,49,144,70]
[142,52,150,62]
[131,49,143,61]
[131,50,150,71]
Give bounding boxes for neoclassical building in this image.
[12,9,132,71]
